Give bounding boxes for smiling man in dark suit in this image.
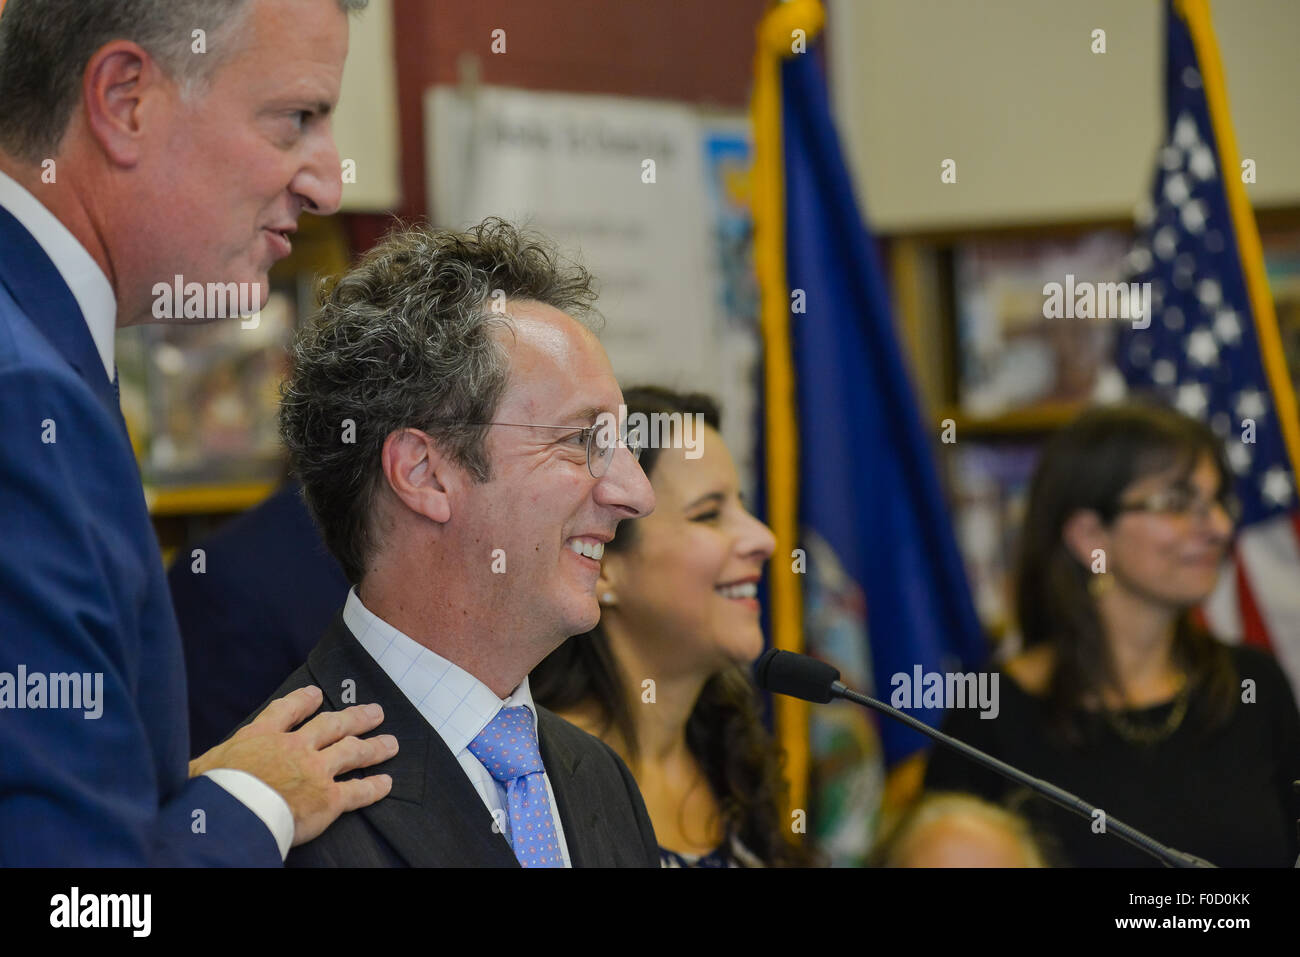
[263,219,661,867]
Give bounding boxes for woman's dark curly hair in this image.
[1016,401,1239,746]
[531,386,810,866]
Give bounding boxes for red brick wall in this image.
[347,0,767,246]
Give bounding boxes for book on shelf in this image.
[947,441,1042,639]
[954,230,1132,418]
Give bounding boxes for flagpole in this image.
[752,0,825,821]
[1176,0,1300,481]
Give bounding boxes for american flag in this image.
[1115,0,1300,696]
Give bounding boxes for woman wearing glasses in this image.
[924,403,1300,866]
[531,386,811,866]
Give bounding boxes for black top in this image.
[923,644,1300,867]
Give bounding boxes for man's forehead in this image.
[222,0,349,99]
[496,306,621,422]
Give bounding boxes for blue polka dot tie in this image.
[468,706,563,868]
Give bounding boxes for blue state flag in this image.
[753,0,989,781]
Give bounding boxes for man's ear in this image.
[82,41,165,167]
[1061,509,1109,570]
[381,429,456,524]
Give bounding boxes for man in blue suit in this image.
[0,0,396,865]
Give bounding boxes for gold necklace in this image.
[1102,681,1191,746]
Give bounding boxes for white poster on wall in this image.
[425,84,724,407]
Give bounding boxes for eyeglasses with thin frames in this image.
[1115,484,1241,526]
[437,421,643,479]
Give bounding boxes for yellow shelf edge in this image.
[145,481,276,516]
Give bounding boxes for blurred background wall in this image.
[829,0,1300,229]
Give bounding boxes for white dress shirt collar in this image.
[0,167,116,380]
[342,586,540,751]
[342,585,573,867]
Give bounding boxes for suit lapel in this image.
[307,615,518,867]
[0,204,120,423]
[538,710,604,867]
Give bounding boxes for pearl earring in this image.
[600,591,616,606]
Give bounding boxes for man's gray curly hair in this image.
[280,217,601,584]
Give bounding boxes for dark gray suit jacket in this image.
[246,614,661,867]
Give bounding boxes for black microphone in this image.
[753,648,1216,868]
[752,648,840,703]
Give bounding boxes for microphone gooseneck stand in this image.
[755,649,1217,868]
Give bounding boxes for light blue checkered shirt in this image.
[342,587,572,866]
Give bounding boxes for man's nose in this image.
[594,445,655,518]
[292,122,344,217]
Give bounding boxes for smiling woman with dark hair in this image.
[532,386,812,867]
[924,402,1300,867]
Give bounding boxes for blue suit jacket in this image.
[0,204,280,866]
